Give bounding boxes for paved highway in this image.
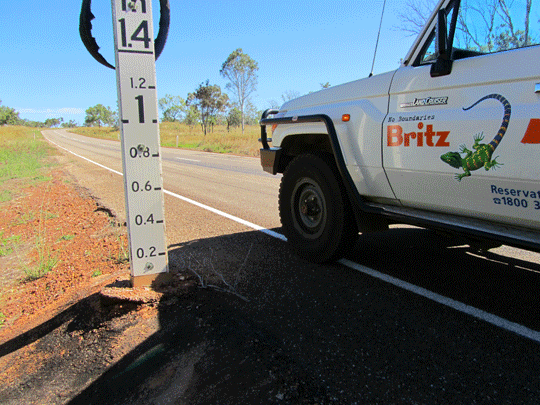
[44,129,281,229]
[44,129,540,404]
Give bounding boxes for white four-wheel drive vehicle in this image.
[260,0,540,262]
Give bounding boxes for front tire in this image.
[279,153,357,262]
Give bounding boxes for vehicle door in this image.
[384,0,540,230]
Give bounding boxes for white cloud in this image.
[18,108,84,115]
[58,108,85,115]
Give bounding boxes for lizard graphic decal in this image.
[440,93,511,182]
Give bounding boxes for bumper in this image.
[260,147,282,175]
[259,108,282,175]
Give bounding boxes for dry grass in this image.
[70,122,262,156]
[70,126,120,141]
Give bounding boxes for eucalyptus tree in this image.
[187,80,229,136]
[84,104,116,128]
[220,48,259,133]
[158,94,186,122]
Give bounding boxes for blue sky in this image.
[1,0,429,125]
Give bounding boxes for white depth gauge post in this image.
[111,0,169,287]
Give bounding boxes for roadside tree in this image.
[84,104,116,128]
[183,105,200,132]
[226,107,242,131]
[24,120,45,128]
[61,120,78,128]
[158,94,186,122]
[0,105,22,126]
[187,80,229,136]
[44,118,63,128]
[220,48,259,133]
[243,100,261,126]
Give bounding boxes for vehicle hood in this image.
[279,70,396,113]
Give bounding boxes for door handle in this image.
[535,83,540,93]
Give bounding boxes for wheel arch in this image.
[261,114,388,234]
[275,133,334,174]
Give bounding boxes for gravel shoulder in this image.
[0,140,321,405]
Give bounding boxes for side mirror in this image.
[430,9,453,77]
[435,9,448,59]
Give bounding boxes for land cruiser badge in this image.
[400,96,448,108]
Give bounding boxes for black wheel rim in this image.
[291,177,326,239]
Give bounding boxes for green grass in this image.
[107,233,129,265]
[0,126,55,202]
[0,233,20,256]
[0,312,5,327]
[70,122,262,156]
[0,190,12,202]
[0,127,53,181]
[0,127,61,282]
[23,233,59,281]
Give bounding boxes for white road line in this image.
[47,131,123,176]
[176,158,201,162]
[339,259,540,344]
[43,131,540,344]
[44,131,284,241]
[162,189,286,241]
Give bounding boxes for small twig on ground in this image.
[234,243,253,289]
[176,247,251,302]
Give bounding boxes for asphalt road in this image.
[44,129,281,229]
[42,129,540,404]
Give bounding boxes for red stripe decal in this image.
[521,119,540,144]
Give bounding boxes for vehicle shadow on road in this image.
[345,226,540,330]
[2,227,540,404]
[66,228,328,405]
[70,226,540,404]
